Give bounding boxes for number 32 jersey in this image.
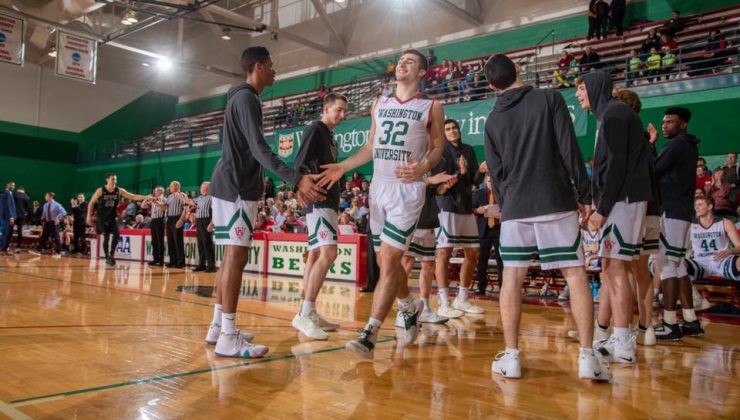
[372,94,433,181]
[690,219,729,262]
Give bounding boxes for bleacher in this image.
[80,5,740,163]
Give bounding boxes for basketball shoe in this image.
[206,324,252,345]
[292,311,329,340]
[345,327,376,359]
[214,330,268,358]
[394,299,422,345]
[491,349,522,379]
[578,349,613,381]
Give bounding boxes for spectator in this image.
[704,169,736,218]
[695,188,706,200]
[626,49,643,86]
[350,172,364,190]
[280,210,305,233]
[646,47,662,82]
[0,182,16,254]
[34,192,66,257]
[457,61,469,92]
[611,0,626,37]
[697,157,712,176]
[317,84,330,101]
[125,199,138,224]
[554,50,575,87]
[722,152,738,205]
[694,30,731,75]
[470,73,487,100]
[696,165,712,190]
[593,0,610,39]
[12,185,30,252]
[284,191,298,209]
[183,213,197,231]
[385,60,396,80]
[361,180,370,197]
[338,212,358,233]
[117,198,128,222]
[346,197,360,220]
[61,215,74,252]
[274,203,288,226]
[579,46,601,73]
[586,0,598,40]
[660,34,678,52]
[661,46,676,81]
[661,10,687,37]
[640,29,662,59]
[131,214,148,229]
[70,194,88,255]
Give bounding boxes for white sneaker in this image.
[419,308,449,324]
[205,324,252,345]
[214,330,269,358]
[452,298,485,314]
[316,314,339,331]
[594,335,616,362]
[558,285,570,300]
[594,324,610,342]
[52,253,62,259]
[491,350,522,379]
[437,304,464,319]
[292,312,329,340]
[394,300,422,345]
[595,334,636,364]
[693,286,711,311]
[578,349,612,382]
[637,325,657,346]
[345,327,376,359]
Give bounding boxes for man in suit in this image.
[13,186,30,252]
[473,173,503,295]
[0,182,17,255]
[71,194,88,254]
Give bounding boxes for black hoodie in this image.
[584,72,652,217]
[484,85,591,221]
[655,132,700,221]
[210,83,302,202]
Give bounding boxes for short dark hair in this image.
[324,92,348,105]
[673,10,680,15]
[484,54,517,90]
[665,107,691,123]
[240,46,271,74]
[443,119,460,130]
[401,49,428,71]
[105,173,117,180]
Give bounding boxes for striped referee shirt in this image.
[150,197,165,219]
[194,195,212,219]
[165,193,185,217]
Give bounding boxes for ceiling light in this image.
[141,62,150,67]
[221,28,231,41]
[48,46,57,58]
[157,58,172,71]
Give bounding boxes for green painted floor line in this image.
[9,338,395,406]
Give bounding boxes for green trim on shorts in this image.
[499,245,538,253]
[540,253,580,263]
[308,217,338,246]
[501,253,537,262]
[408,243,436,257]
[435,225,478,243]
[601,224,638,256]
[659,233,687,258]
[538,231,582,256]
[213,208,253,233]
[382,221,416,244]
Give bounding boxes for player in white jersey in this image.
[319,49,446,358]
[685,196,740,282]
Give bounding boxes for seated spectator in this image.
[640,28,662,59]
[704,168,736,218]
[661,46,676,80]
[346,197,360,220]
[456,61,469,92]
[183,212,197,231]
[350,172,364,190]
[645,47,662,82]
[696,164,713,190]
[660,34,678,52]
[255,213,275,233]
[284,191,298,209]
[626,49,643,86]
[339,212,359,233]
[317,84,330,101]
[469,73,488,100]
[339,197,349,210]
[131,214,148,229]
[695,188,706,201]
[661,10,688,38]
[579,46,601,73]
[274,203,288,226]
[553,50,575,87]
[125,199,138,224]
[698,157,713,176]
[281,210,305,233]
[62,215,74,252]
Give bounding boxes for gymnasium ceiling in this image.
[0,0,584,96]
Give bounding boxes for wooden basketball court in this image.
[0,255,738,418]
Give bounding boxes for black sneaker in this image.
[105,256,115,268]
[681,320,704,337]
[654,321,682,341]
[345,328,376,358]
[192,266,207,272]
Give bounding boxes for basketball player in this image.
[318,49,446,357]
[575,72,652,365]
[434,119,485,317]
[86,173,151,267]
[397,171,459,327]
[206,47,325,359]
[685,196,740,283]
[652,107,701,340]
[291,93,348,340]
[483,55,610,381]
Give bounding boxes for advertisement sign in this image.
[143,234,264,272]
[267,240,357,281]
[0,13,24,66]
[114,234,143,261]
[55,31,97,83]
[266,277,357,320]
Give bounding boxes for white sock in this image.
[366,317,382,334]
[505,347,519,355]
[420,298,430,312]
[300,300,316,317]
[682,308,697,322]
[579,347,594,356]
[663,310,677,325]
[211,304,222,326]
[397,295,413,310]
[438,288,450,306]
[456,287,469,302]
[614,327,630,343]
[221,313,236,334]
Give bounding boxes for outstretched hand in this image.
[647,123,658,145]
[426,172,457,186]
[297,174,327,205]
[317,163,345,189]
[395,157,426,183]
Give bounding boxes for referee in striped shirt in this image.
[183,182,215,272]
[142,186,167,266]
[164,181,188,268]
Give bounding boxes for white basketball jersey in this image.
[372,94,433,181]
[690,219,728,261]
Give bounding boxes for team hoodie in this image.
[655,132,700,222]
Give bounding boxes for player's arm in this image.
[593,113,629,220]
[236,92,325,202]
[716,218,740,259]
[550,91,591,207]
[176,193,196,207]
[86,188,102,225]
[318,100,376,188]
[396,101,445,182]
[118,188,152,202]
[483,118,504,207]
